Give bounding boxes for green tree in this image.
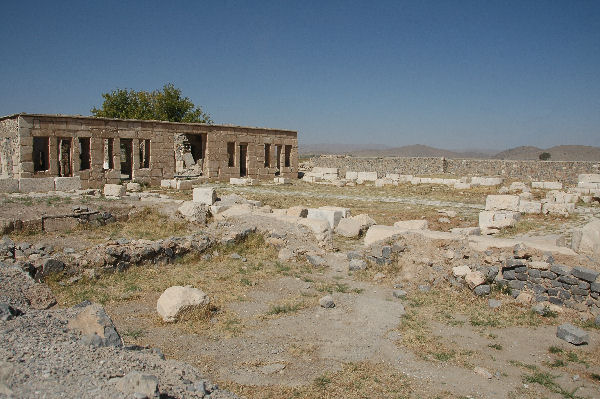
[91,83,212,123]
[539,152,551,161]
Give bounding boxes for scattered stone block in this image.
[177,201,208,223]
[556,323,589,345]
[156,286,209,322]
[474,285,491,296]
[160,179,175,188]
[478,211,520,230]
[230,177,255,185]
[348,259,367,271]
[345,171,358,181]
[452,265,471,277]
[307,207,347,229]
[103,184,125,198]
[357,171,378,182]
[542,202,575,216]
[471,177,503,186]
[67,303,122,347]
[393,220,428,230]
[286,206,308,218]
[115,371,159,398]
[485,195,520,212]
[319,295,335,308]
[578,174,600,183]
[192,187,216,205]
[465,271,485,289]
[54,176,81,191]
[571,219,600,257]
[335,214,376,238]
[175,180,194,190]
[19,177,55,193]
[571,266,600,283]
[363,225,401,246]
[126,182,142,192]
[392,289,407,298]
[519,200,542,214]
[274,177,290,184]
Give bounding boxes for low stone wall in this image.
[310,155,600,184]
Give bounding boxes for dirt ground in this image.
[5,180,600,398]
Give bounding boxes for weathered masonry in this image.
[0,114,298,189]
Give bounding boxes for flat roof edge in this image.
[0,113,296,133]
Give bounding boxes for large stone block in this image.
[363,225,401,246]
[357,171,378,182]
[54,176,81,191]
[393,220,428,230]
[542,202,575,216]
[471,177,503,186]
[478,211,520,230]
[307,207,346,229]
[345,171,358,181]
[335,214,376,238]
[518,200,542,214]
[19,177,55,193]
[578,174,600,183]
[0,178,19,193]
[103,184,125,198]
[485,195,520,211]
[175,179,193,190]
[192,187,216,205]
[156,286,209,322]
[571,219,600,257]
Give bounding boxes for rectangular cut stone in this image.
[54,176,81,191]
[518,200,542,214]
[479,210,520,229]
[394,220,428,230]
[454,182,471,189]
[274,177,290,184]
[542,202,575,216]
[357,172,378,181]
[0,178,19,193]
[578,174,600,183]
[160,179,175,188]
[485,195,520,211]
[471,177,503,186]
[192,187,216,205]
[103,184,125,197]
[19,177,55,193]
[307,207,345,229]
[345,171,358,181]
[175,180,193,190]
[230,178,255,185]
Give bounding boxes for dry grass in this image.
[219,362,424,399]
[78,207,191,242]
[49,233,312,336]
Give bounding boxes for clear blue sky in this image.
[1,0,599,150]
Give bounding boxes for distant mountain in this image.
[494,145,600,161]
[299,143,494,159]
[300,142,600,161]
[349,144,492,159]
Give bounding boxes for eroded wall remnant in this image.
[0,114,298,189]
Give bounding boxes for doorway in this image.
[57,137,72,177]
[120,139,133,180]
[239,144,248,177]
[275,145,282,176]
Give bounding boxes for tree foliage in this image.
[91,83,212,123]
[539,152,551,161]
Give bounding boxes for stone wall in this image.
[0,118,19,177]
[0,114,298,189]
[310,155,600,184]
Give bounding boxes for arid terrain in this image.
[2,175,600,399]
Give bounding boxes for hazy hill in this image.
[494,145,600,161]
[300,143,600,161]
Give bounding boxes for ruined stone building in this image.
[0,114,298,190]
